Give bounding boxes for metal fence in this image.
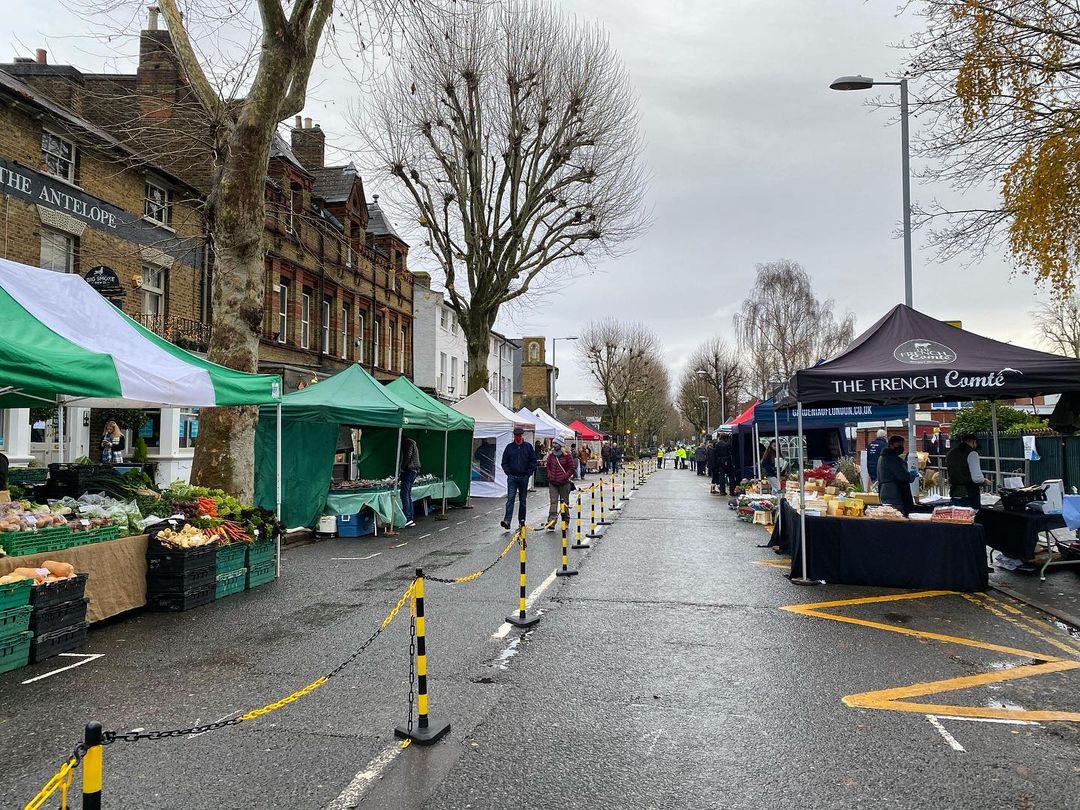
[923,430,1077,495]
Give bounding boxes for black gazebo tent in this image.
[776,304,1080,585]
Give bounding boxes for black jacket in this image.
[877,447,915,515]
[501,440,537,478]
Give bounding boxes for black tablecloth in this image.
[975,507,1066,561]
[776,501,988,592]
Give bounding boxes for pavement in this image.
[2,466,1079,809]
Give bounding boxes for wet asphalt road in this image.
[1,467,1079,809]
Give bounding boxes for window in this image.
[41,131,75,181]
[277,279,289,343]
[439,353,447,393]
[141,266,166,316]
[301,291,311,349]
[450,357,458,394]
[285,187,297,234]
[374,318,382,367]
[341,303,351,360]
[440,309,449,330]
[399,327,406,373]
[40,228,74,273]
[321,298,332,354]
[144,182,170,226]
[389,267,397,292]
[385,321,392,369]
[179,407,199,449]
[357,313,365,364]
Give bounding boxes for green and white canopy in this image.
[0,258,281,408]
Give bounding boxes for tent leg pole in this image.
[992,400,1001,493]
[387,426,403,536]
[792,400,816,586]
[57,396,64,465]
[436,429,449,521]
[275,402,282,579]
[773,408,781,534]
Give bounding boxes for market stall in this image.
[532,408,575,442]
[566,420,603,471]
[777,303,1080,588]
[453,389,534,498]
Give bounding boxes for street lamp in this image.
[550,336,578,417]
[831,73,917,477]
[698,396,710,440]
[696,368,724,429]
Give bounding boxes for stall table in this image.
[775,501,988,592]
[0,534,149,623]
[323,480,462,528]
[976,506,1078,580]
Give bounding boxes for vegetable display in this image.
[0,560,77,584]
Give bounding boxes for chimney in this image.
[147,5,159,31]
[290,119,325,170]
[12,57,32,64]
[412,271,431,290]
[35,49,47,65]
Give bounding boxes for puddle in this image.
[883,612,911,625]
[985,700,1027,711]
[1048,618,1080,640]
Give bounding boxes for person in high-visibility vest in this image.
[676,446,687,469]
[656,447,665,468]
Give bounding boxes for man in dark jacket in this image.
[877,435,917,516]
[610,441,623,474]
[946,433,985,510]
[501,427,536,529]
[712,435,734,495]
[695,445,708,475]
[399,436,421,528]
[545,438,576,530]
[600,442,611,473]
[866,430,887,484]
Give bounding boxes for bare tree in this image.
[362,0,648,392]
[897,0,1080,296]
[733,260,855,397]
[1033,294,1080,358]
[679,338,747,426]
[578,319,664,440]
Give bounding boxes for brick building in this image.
[514,336,557,412]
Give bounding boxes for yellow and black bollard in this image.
[621,467,630,500]
[586,484,602,539]
[572,486,590,549]
[611,474,622,512]
[82,721,103,810]
[556,500,578,577]
[395,569,451,745]
[598,478,613,526]
[505,528,540,627]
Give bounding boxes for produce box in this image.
[69,524,121,547]
[30,622,88,663]
[1,526,75,557]
[0,631,32,674]
[215,544,247,575]
[147,584,214,612]
[246,559,276,590]
[0,578,32,612]
[147,564,217,595]
[7,467,48,484]
[246,539,277,567]
[30,597,89,635]
[0,604,33,642]
[215,568,246,600]
[30,574,88,609]
[146,542,216,574]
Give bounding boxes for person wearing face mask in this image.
[501,426,537,530]
[545,438,576,530]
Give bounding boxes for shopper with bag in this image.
[545,438,576,531]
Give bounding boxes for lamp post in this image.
[550,336,578,417]
[699,396,710,441]
[830,74,917,477]
[696,368,723,431]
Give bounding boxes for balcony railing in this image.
[135,314,212,353]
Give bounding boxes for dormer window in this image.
[144,182,171,226]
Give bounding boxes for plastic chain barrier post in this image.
[82,722,103,810]
[598,479,613,526]
[572,486,590,550]
[395,569,450,745]
[611,473,622,512]
[621,467,630,501]
[505,527,540,627]
[556,500,578,577]
[587,484,602,539]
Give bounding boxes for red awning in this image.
[568,419,603,441]
[725,401,759,427]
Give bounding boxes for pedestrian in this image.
[578,445,590,479]
[601,442,611,473]
[676,445,687,469]
[760,439,779,493]
[571,442,581,479]
[694,444,707,476]
[500,426,537,530]
[0,450,8,493]
[946,433,985,511]
[866,429,887,486]
[611,440,623,474]
[712,434,735,495]
[656,446,665,468]
[545,438,576,530]
[877,434,918,516]
[100,420,125,464]
[399,435,421,528]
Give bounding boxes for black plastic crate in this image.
[29,574,88,609]
[30,622,88,663]
[146,564,216,595]
[30,597,89,635]
[146,584,214,612]
[146,543,216,574]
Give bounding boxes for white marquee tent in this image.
[453,389,534,498]
[531,408,575,441]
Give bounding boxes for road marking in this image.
[188,710,241,739]
[753,559,790,569]
[390,543,407,548]
[418,533,432,540]
[437,527,449,533]
[926,715,965,752]
[327,743,405,810]
[492,568,559,639]
[936,715,1039,726]
[495,636,522,670]
[21,653,103,684]
[330,554,381,561]
[965,593,1080,658]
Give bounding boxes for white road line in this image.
[491,568,559,639]
[330,553,381,561]
[437,527,449,533]
[935,715,1040,726]
[418,533,432,540]
[21,653,103,684]
[390,543,407,548]
[926,715,966,752]
[326,743,405,810]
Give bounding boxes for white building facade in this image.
[487,332,517,409]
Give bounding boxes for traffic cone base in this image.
[571,540,591,550]
[394,718,451,745]
[555,568,579,577]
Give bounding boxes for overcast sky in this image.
[7,0,1050,401]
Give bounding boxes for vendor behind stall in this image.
[946,433,985,510]
[877,435,917,516]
